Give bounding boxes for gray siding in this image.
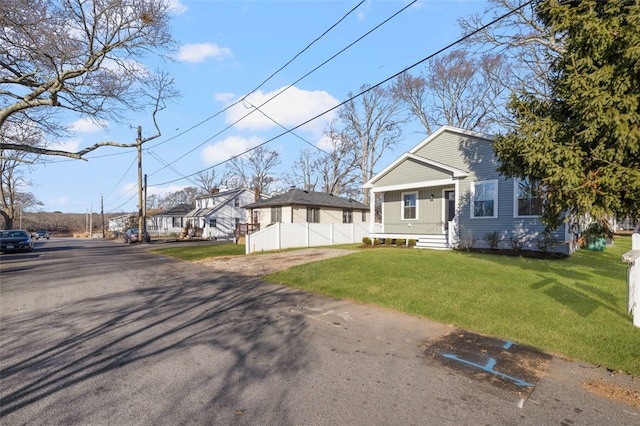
[413,132,494,172]
[457,175,566,252]
[383,186,448,234]
[375,158,451,187]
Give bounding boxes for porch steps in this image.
[415,235,449,250]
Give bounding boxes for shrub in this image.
[373,238,381,246]
[362,237,371,245]
[485,231,501,250]
[536,232,557,253]
[458,237,476,251]
[395,238,406,247]
[408,239,417,247]
[509,237,523,252]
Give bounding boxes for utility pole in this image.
[101,194,105,239]
[137,126,144,243]
[143,174,148,240]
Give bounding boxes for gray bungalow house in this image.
[243,187,369,227]
[363,126,576,255]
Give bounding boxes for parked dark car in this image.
[123,228,150,244]
[0,230,34,253]
[34,229,50,240]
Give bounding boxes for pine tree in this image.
[494,0,640,230]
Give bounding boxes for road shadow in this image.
[0,259,314,424]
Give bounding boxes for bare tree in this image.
[0,121,42,228]
[226,146,281,195]
[318,123,360,198]
[392,49,511,135]
[458,0,565,99]
[288,149,319,191]
[339,84,404,205]
[194,170,227,194]
[0,0,177,159]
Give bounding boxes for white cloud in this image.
[225,86,338,135]
[176,43,233,63]
[47,138,81,152]
[146,183,190,197]
[68,118,107,133]
[214,92,236,103]
[167,0,188,15]
[201,135,263,165]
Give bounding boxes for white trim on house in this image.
[513,177,543,219]
[368,178,458,194]
[364,156,467,189]
[470,179,499,219]
[401,191,419,221]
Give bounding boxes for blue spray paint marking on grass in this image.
[442,340,532,387]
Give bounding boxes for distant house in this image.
[363,126,577,255]
[151,203,194,236]
[186,188,263,240]
[243,187,369,226]
[108,214,134,234]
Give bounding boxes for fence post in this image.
[622,233,640,328]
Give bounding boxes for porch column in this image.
[369,189,376,233]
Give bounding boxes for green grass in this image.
[265,237,640,376]
[151,242,245,261]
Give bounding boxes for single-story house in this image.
[151,203,194,236]
[187,187,263,240]
[363,125,577,255]
[243,187,369,227]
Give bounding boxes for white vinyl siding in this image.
[471,180,498,219]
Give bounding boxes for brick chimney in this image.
[210,187,219,194]
[254,186,261,202]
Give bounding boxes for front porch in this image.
[368,218,458,250]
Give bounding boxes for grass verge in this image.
[151,242,245,261]
[265,236,639,376]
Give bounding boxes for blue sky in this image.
[29,0,489,214]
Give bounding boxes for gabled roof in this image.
[364,126,490,189]
[243,188,368,210]
[408,125,493,155]
[195,187,254,201]
[154,203,194,216]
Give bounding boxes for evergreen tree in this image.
[494,0,640,230]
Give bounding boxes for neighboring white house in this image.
[151,203,194,236]
[186,188,263,240]
[243,187,369,226]
[108,214,134,234]
[364,125,578,255]
[242,187,370,253]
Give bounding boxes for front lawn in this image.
[151,242,245,261]
[265,236,640,376]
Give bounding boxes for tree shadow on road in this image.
[0,261,315,424]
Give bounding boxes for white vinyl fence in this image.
[245,222,369,254]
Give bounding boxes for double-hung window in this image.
[471,180,498,218]
[271,206,282,223]
[209,218,217,228]
[343,210,353,224]
[307,207,320,223]
[515,178,542,217]
[402,191,418,220]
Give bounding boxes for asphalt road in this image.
[1,238,638,425]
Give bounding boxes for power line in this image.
[143,0,367,153]
[146,0,416,179]
[152,0,534,187]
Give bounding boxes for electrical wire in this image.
[146,0,417,179]
[152,0,534,187]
